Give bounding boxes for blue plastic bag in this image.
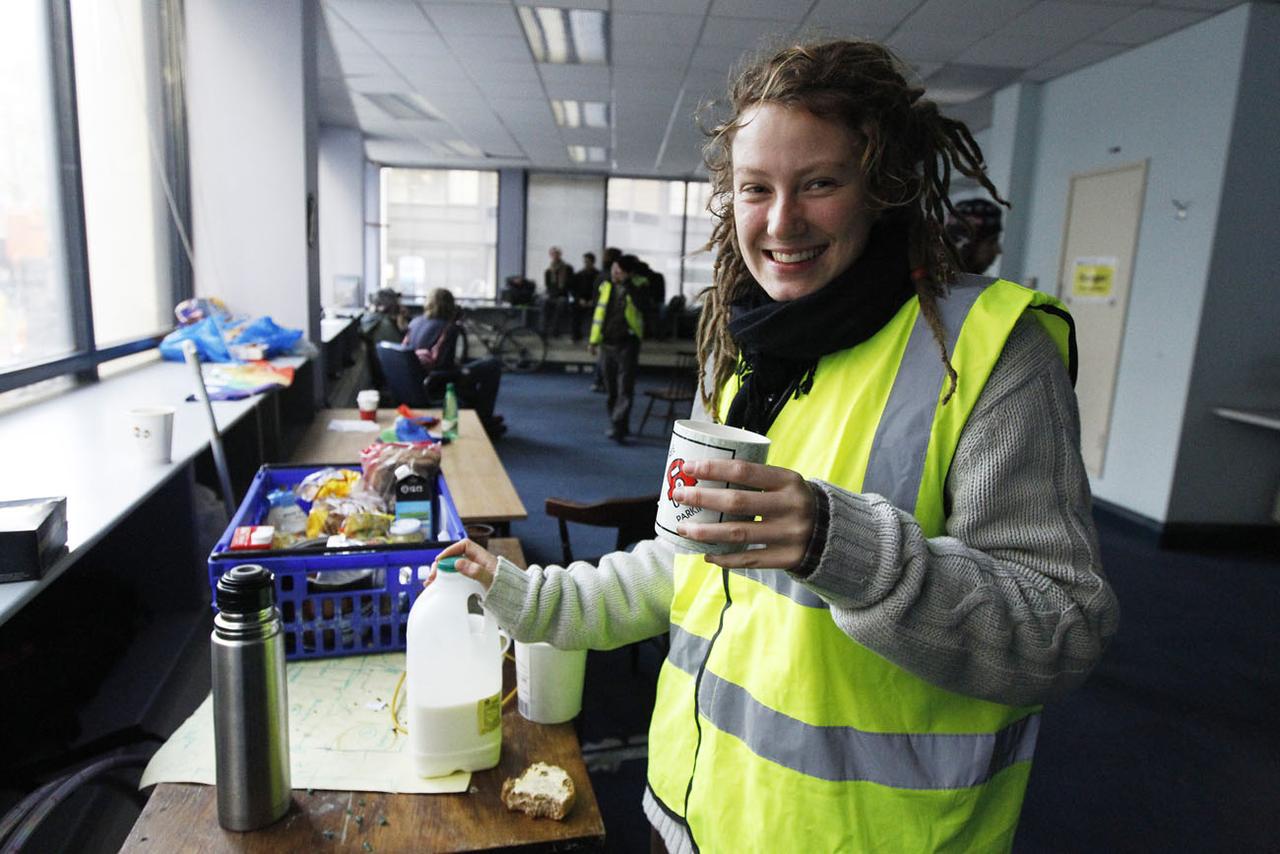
[159,316,233,362]
[232,316,303,358]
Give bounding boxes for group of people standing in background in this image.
[543,244,663,443]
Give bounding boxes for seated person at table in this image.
[404,287,461,371]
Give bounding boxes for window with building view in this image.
[0,1,76,374]
[605,178,684,302]
[524,172,605,285]
[682,181,716,300]
[380,168,498,301]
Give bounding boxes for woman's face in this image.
[731,102,875,301]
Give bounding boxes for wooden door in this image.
[1056,161,1148,477]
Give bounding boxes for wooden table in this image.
[292,408,528,532]
[122,539,606,852]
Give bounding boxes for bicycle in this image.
[456,304,547,373]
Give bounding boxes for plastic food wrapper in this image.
[359,441,442,504]
[341,511,395,541]
[304,492,387,539]
[295,468,361,503]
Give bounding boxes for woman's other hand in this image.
[672,459,815,571]
[429,538,500,590]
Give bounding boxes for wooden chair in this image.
[544,493,665,671]
[637,351,698,436]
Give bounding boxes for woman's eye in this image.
[736,185,767,198]
[807,178,837,191]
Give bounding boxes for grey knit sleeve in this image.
[796,317,1120,707]
[481,537,678,651]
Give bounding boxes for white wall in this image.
[1006,6,1250,522]
[363,161,380,296]
[1166,3,1280,525]
[186,0,311,331]
[318,126,364,308]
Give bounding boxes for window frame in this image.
[0,0,191,396]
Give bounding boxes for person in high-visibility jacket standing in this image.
[435,38,1119,853]
[589,253,649,443]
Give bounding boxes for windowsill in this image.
[0,354,305,625]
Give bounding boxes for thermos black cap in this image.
[216,565,277,614]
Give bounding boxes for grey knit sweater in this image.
[483,317,1120,708]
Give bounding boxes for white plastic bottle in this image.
[406,556,503,777]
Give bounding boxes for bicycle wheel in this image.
[495,326,546,373]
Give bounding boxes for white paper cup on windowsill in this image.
[129,406,175,464]
[654,419,770,554]
[515,641,587,725]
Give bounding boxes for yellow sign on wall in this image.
[1071,257,1117,300]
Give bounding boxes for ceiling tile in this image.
[1155,0,1239,9]
[364,30,449,57]
[613,12,704,46]
[614,38,698,69]
[800,0,921,38]
[514,0,609,8]
[446,34,532,62]
[956,1,1135,68]
[887,29,983,64]
[697,15,791,48]
[334,50,392,77]
[689,41,751,72]
[538,64,613,100]
[708,0,809,21]
[424,4,523,38]
[923,63,1023,103]
[901,0,1040,38]
[613,0,712,13]
[347,74,414,94]
[1091,6,1208,42]
[325,0,433,32]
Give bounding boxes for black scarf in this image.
[725,220,916,434]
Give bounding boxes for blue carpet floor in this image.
[491,368,1280,853]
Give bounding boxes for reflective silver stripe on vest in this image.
[862,276,993,509]
[730,568,828,609]
[666,624,1039,789]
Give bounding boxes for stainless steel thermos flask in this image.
[211,564,291,830]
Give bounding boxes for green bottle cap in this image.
[437,556,460,573]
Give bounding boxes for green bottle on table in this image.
[442,382,459,441]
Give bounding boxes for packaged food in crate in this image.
[208,464,465,660]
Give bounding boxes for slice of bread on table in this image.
[501,762,576,820]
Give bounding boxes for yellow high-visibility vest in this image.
[646,276,1075,852]
[589,279,644,344]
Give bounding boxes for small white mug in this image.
[515,641,587,725]
[129,406,175,464]
[655,419,770,554]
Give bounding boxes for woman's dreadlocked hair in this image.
[695,39,1007,419]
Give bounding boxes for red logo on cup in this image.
[667,458,698,505]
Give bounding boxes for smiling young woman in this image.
[434,38,1118,854]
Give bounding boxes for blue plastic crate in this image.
[209,463,464,660]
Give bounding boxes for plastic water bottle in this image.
[211,565,291,830]
[442,382,459,441]
[406,557,502,777]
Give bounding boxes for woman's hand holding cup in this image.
[671,458,815,572]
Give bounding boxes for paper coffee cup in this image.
[129,406,175,464]
[654,419,770,554]
[515,641,587,725]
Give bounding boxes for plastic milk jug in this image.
[406,557,503,777]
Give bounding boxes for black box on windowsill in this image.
[0,497,68,583]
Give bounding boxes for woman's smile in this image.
[732,102,875,302]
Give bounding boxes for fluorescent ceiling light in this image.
[581,101,609,129]
[568,9,607,64]
[362,92,441,121]
[518,6,609,65]
[568,145,606,163]
[552,100,609,129]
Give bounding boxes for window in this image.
[70,0,175,347]
[682,182,716,298]
[605,178,684,293]
[0,0,188,396]
[381,168,498,300]
[524,173,605,284]
[0,1,76,373]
